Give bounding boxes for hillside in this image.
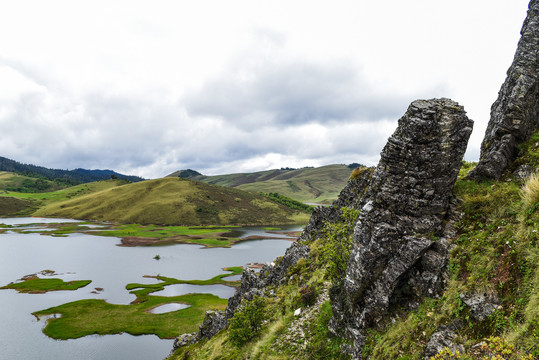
[0,171,68,193]
[168,164,359,204]
[0,179,131,216]
[32,177,310,226]
[0,156,144,184]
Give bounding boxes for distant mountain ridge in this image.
[0,156,144,184]
[167,164,363,204]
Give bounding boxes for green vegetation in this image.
[169,211,357,359]
[170,164,355,204]
[0,179,127,216]
[126,267,243,298]
[1,277,91,294]
[318,207,360,286]
[89,223,243,247]
[264,192,315,213]
[34,294,227,339]
[430,336,534,359]
[30,177,309,226]
[0,171,67,193]
[0,156,143,184]
[229,295,267,346]
[33,268,242,340]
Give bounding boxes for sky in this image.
[0,0,531,179]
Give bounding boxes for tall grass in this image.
[521,172,539,215]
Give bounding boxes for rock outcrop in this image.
[468,0,539,180]
[330,98,473,356]
[171,99,472,356]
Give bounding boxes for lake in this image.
[0,218,300,360]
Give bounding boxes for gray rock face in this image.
[424,328,465,359]
[331,99,473,355]
[459,292,502,322]
[468,0,539,180]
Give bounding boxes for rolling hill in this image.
[31,177,310,226]
[168,164,360,204]
[0,156,144,184]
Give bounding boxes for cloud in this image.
[184,57,411,128]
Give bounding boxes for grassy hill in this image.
[31,177,310,226]
[0,156,144,184]
[169,164,358,204]
[0,171,66,193]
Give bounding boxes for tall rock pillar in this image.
[330,99,473,356]
[469,0,539,180]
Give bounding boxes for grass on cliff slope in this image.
[169,211,357,360]
[362,163,539,359]
[31,177,309,226]
[33,268,241,340]
[169,161,539,360]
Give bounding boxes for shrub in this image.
[299,285,318,306]
[264,192,314,213]
[228,295,266,346]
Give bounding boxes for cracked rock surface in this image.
[330,99,473,356]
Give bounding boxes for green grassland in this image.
[171,165,354,204]
[0,196,36,216]
[30,177,309,226]
[0,179,128,216]
[32,268,241,340]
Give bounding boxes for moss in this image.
[350,166,373,181]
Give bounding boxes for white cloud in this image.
[0,0,531,178]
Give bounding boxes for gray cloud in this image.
[184,57,411,128]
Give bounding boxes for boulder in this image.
[459,292,502,322]
[424,328,465,359]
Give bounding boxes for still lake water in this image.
[0,218,299,360]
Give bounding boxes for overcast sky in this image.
[0,0,531,178]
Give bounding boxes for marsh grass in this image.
[32,268,242,340]
[1,278,91,293]
[33,293,228,339]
